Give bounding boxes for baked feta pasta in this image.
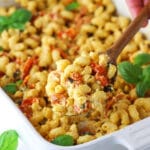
[0,0,150,146]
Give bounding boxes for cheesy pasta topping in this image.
[0,0,150,145]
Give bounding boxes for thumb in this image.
[126,0,143,17]
[126,0,148,27]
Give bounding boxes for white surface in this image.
[0,0,150,150]
[0,0,15,6]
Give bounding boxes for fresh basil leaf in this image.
[118,61,142,84]
[133,53,150,66]
[0,16,7,24]
[9,23,25,30]
[10,9,32,23]
[0,16,10,33]
[136,79,150,97]
[0,130,19,150]
[3,83,17,94]
[51,135,74,146]
[0,16,10,25]
[16,80,23,86]
[0,24,9,33]
[0,9,32,33]
[142,66,150,77]
[0,47,3,51]
[66,1,80,11]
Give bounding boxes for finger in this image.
[144,0,150,5]
[126,0,148,27]
[126,0,143,17]
[142,20,148,27]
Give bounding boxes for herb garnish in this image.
[133,53,150,66]
[0,9,32,33]
[118,53,150,97]
[66,1,80,11]
[3,80,22,94]
[0,130,19,150]
[16,80,23,86]
[118,61,142,84]
[3,83,17,94]
[0,47,3,51]
[51,135,74,146]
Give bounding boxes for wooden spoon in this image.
[106,1,150,65]
[67,2,150,118]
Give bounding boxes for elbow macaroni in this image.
[0,0,150,146]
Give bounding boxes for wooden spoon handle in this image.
[107,2,150,64]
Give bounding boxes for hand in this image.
[126,0,149,26]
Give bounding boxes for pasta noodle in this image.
[0,0,150,146]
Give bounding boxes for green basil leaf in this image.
[0,9,31,32]
[10,9,32,23]
[0,16,10,25]
[3,83,17,94]
[0,130,19,150]
[142,66,150,77]
[0,24,9,33]
[9,23,25,30]
[0,16,7,24]
[136,79,150,97]
[51,135,74,146]
[133,53,150,66]
[0,16,10,33]
[118,61,142,84]
[66,1,80,11]
[0,47,3,51]
[16,80,23,86]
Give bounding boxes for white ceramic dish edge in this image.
[1,86,150,150]
[0,0,150,150]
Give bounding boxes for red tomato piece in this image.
[22,57,37,79]
[95,74,109,86]
[70,72,83,84]
[91,62,107,75]
[20,98,38,118]
[51,93,67,105]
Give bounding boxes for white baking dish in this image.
[0,0,150,150]
[1,88,150,150]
